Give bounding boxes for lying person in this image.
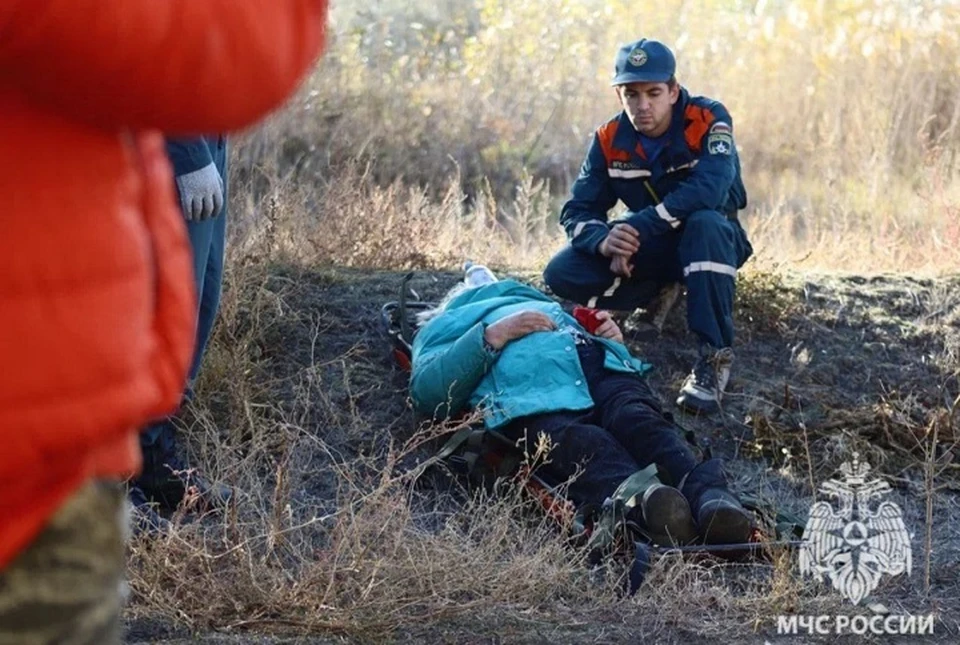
[409,266,752,546]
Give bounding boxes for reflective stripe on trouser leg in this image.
[587,277,621,309]
[543,245,661,311]
[678,210,740,348]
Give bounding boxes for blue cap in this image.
[611,39,676,86]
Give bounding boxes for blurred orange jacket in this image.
[0,0,328,571]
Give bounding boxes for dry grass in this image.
[125,264,605,641]
[130,445,598,639]
[227,0,960,274]
[125,263,960,642]
[128,1,960,641]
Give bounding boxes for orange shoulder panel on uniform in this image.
[684,104,716,153]
[597,120,632,164]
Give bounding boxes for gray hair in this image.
[416,281,469,326]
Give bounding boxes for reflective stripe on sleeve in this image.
[573,219,607,239]
[656,203,680,229]
[664,160,699,174]
[683,261,738,278]
[608,168,652,179]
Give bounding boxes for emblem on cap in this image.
[627,47,648,67]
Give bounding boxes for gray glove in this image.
[175,162,224,221]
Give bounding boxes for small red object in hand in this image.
[572,306,603,334]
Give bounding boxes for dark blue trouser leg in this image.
[140,140,228,469]
[138,211,224,464]
[678,457,731,512]
[545,213,751,349]
[185,197,227,382]
[505,410,641,508]
[188,139,228,382]
[138,418,178,488]
[543,244,667,310]
[677,210,750,349]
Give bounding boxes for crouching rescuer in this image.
[408,266,753,552]
[543,38,753,414]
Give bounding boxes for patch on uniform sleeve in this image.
[709,121,732,135]
[707,133,733,155]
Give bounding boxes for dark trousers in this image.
[505,343,698,508]
[543,210,752,348]
[140,139,228,471]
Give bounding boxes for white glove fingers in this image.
[176,161,223,221]
[212,188,224,218]
[191,196,205,221]
[203,194,216,220]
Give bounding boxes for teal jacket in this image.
[410,280,650,429]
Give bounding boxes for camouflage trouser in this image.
[0,480,127,645]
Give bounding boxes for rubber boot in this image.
[679,459,753,545]
[638,483,697,546]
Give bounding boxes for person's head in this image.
[463,261,498,289]
[417,262,500,325]
[611,39,680,137]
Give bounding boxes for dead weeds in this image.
[126,260,960,643]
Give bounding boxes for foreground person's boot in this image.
[137,421,233,512]
[692,487,753,545]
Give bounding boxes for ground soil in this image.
[126,266,960,644]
